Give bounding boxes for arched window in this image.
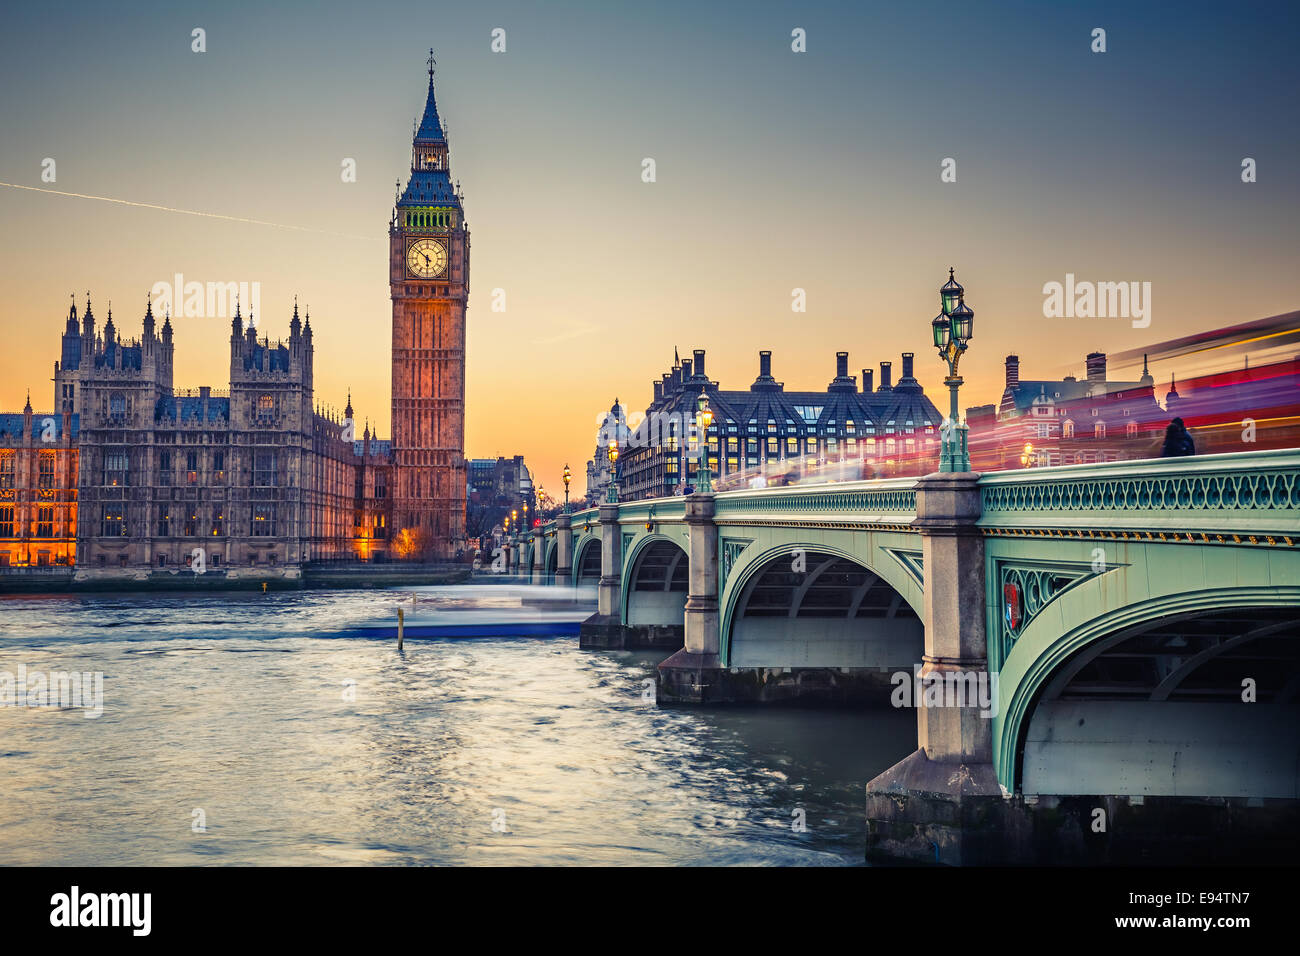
[1063,420,1075,438]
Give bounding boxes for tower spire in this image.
[413,51,446,144]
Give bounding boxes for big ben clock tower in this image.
[390,51,469,555]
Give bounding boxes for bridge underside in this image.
[662,550,923,705]
[868,601,1300,864]
[730,555,921,669]
[626,540,687,629]
[574,540,600,587]
[1022,605,1300,799]
[580,539,686,651]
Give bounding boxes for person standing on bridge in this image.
[1160,417,1196,457]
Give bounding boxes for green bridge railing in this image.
[712,477,918,524]
[534,449,1299,542]
[977,447,1300,538]
[612,498,686,526]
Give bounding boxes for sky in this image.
[1,0,1297,495]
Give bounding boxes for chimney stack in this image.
[1086,351,1106,383]
[752,350,780,391]
[681,359,692,380]
[693,349,706,378]
[1005,354,1020,388]
[901,352,914,380]
[861,368,873,392]
[879,361,892,390]
[829,350,856,391]
[653,381,663,402]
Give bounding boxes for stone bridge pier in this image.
[554,513,573,583]
[531,529,545,584]
[576,502,628,647]
[862,472,1003,864]
[656,495,722,696]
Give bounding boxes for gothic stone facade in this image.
[0,401,78,568]
[43,296,375,574]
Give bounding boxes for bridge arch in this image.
[572,535,601,588]
[544,537,558,581]
[720,542,924,670]
[620,534,689,628]
[998,583,1300,799]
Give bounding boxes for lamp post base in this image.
[939,423,971,473]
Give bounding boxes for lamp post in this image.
[1020,442,1035,469]
[523,499,529,530]
[562,464,572,513]
[606,439,620,503]
[695,388,714,493]
[931,267,975,472]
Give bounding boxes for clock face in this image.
[406,238,448,278]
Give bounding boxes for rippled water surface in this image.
[0,588,915,865]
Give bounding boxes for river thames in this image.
[0,588,915,866]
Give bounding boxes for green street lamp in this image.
[606,440,620,503]
[695,388,714,493]
[932,267,975,472]
[562,464,572,513]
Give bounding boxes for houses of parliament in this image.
[0,60,468,574]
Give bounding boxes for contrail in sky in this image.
[0,181,382,242]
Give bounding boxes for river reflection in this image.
[0,589,915,865]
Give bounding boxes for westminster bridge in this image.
[508,449,1300,863]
